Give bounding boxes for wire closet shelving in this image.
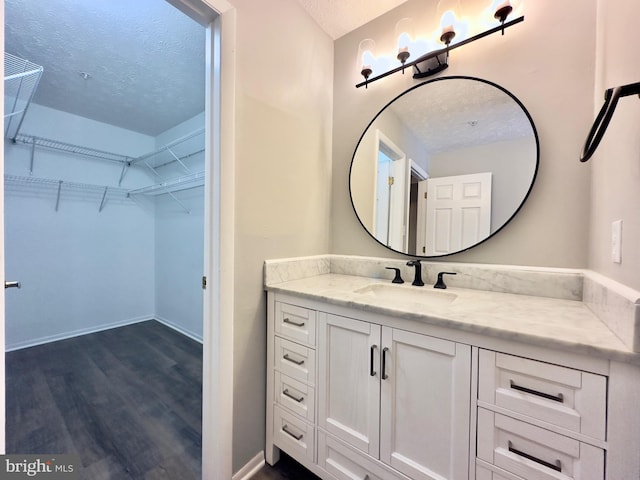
[6,131,205,213]
[4,53,43,141]
[3,51,205,213]
[4,174,132,212]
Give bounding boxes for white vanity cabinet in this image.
[317,313,471,480]
[266,288,640,480]
[267,292,472,480]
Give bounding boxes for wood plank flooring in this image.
[250,453,321,480]
[6,320,202,480]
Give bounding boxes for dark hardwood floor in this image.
[250,453,320,480]
[6,320,202,480]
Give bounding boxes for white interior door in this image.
[422,172,492,255]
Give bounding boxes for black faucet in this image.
[434,271,457,289]
[406,260,424,286]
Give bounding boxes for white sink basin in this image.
[353,283,457,307]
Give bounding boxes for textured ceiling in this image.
[295,0,409,39]
[5,0,411,135]
[5,0,207,136]
[387,79,534,154]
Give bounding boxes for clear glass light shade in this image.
[357,39,376,76]
[395,17,414,51]
[435,0,469,44]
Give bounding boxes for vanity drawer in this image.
[478,350,607,440]
[318,431,410,480]
[476,462,522,480]
[275,302,317,347]
[275,371,315,422]
[275,336,316,386]
[273,405,315,463]
[477,408,605,480]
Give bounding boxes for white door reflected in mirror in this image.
[420,172,492,256]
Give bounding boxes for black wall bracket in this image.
[580,81,640,162]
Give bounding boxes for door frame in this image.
[374,130,408,252]
[0,1,237,478]
[200,1,235,478]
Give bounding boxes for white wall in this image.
[331,0,595,267]
[589,0,640,290]
[4,104,156,349]
[154,113,205,340]
[228,0,334,472]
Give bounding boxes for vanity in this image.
[263,74,640,479]
[264,255,640,480]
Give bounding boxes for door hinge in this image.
[424,192,428,199]
[422,246,426,254]
[388,176,395,186]
[202,276,207,290]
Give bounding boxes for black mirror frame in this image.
[349,75,540,258]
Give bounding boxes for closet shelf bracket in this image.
[127,171,204,214]
[118,162,131,186]
[55,180,62,212]
[99,187,108,213]
[130,127,204,169]
[167,147,191,173]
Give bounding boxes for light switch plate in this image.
[612,219,623,263]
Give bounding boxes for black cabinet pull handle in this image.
[282,425,303,441]
[370,345,377,376]
[508,441,561,472]
[510,380,564,403]
[283,317,305,327]
[282,389,304,403]
[283,354,305,366]
[381,347,389,380]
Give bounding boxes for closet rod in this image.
[13,134,133,165]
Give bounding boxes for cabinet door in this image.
[380,327,471,480]
[318,313,381,457]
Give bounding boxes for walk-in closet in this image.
[3,0,207,477]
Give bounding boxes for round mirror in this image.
[349,76,539,257]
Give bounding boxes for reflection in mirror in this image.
[350,76,539,257]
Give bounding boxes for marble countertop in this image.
[266,273,637,363]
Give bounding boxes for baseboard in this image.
[232,451,265,480]
[154,316,203,344]
[5,315,154,352]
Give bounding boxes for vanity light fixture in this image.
[356,0,524,88]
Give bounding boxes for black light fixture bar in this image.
[356,15,524,89]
